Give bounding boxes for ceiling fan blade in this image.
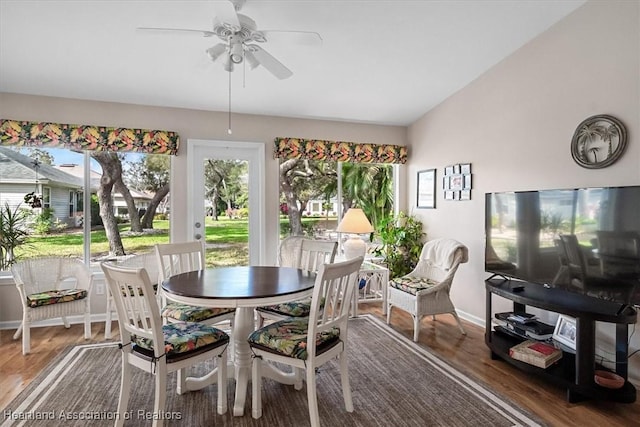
[137,27,216,37]
[212,0,241,32]
[257,30,323,47]
[248,45,293,80]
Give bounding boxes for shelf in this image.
[485,278,637,404]
[488,330,636,403]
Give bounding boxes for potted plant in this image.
[373,211,425,279]
[0,203,31,270]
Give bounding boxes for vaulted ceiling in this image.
[0,0,585,126]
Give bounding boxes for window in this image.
[0,119,179,271]
[278,158,396,245]
[275,138,405,253]
[68,191,75,217]
[42,187,51,209]
[1,147,170,269]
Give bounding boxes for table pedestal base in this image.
[182,307,302,416]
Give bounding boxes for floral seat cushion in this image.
[132,322,229,359]
[162,303,235,323]
[389,276,438,296]
[26,289,88,308]
[121,283,158,297]
[257,297,313,318]
[248,318,340,360]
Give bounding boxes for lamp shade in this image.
[206,44,227,62]
[336,208,374,234]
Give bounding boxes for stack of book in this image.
[509,340,563,368]
[494,312,555,341]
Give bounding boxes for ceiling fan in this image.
[138,0,322,80]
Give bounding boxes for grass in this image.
[13,216,327,267]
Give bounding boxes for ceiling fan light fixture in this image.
[229,35,244,64]
[221,53,234,72]
[244,49,260,69]
[206,44,226,61]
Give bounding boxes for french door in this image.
[187,139,265,266]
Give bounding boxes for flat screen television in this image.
[485,185,640,306]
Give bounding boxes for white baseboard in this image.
[0,313,108,331]
[457,309,485,329]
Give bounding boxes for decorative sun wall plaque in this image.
[443,163,472,201]
[570,114,627,169]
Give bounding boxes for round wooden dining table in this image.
[161,265,316,416]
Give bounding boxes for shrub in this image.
[32,208,55,235]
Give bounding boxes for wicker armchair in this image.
[387,238,468,342]
[12,257,93,354]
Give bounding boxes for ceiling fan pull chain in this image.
[227,69,233,135]
[243,49,247,88]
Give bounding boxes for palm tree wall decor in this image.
[570,115,627,169]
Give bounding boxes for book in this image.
[509,340,562,368]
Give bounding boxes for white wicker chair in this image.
[105,251,160,339]
[387,238,468,342]
[277,235,306,268]
[249,256,363,427]
[255,237,337,328]
[12,257,93,354]
[101,262,229,427]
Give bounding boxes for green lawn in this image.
[14,216,326,267]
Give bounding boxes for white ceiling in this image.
[0,0,585,126]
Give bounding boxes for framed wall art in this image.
[553,314,577,351]
[417,169,436,209]
[571,114,627,169]
[443,163,472,201]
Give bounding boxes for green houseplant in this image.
[0,203,31,270]
[374,211,425,279]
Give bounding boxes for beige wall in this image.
[406,0,640,381]
[0,93,407,326]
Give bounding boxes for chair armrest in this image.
[13,281,28,306]
[415,280,449,296]
[74,269,94,293]
[85,273,95,294]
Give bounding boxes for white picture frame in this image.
[416,169,436,209]
[553,314,577,351]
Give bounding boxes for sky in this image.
[18,147,144,173]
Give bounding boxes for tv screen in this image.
[485,185,640,306]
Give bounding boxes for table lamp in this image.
[336,208,374,259]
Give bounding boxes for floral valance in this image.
[0,119,179,155]
[274,137,407,164]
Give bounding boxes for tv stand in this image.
[485,278,637,403]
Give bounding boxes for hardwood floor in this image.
[2,305,639,426]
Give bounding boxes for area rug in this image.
[1,315,544,426]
